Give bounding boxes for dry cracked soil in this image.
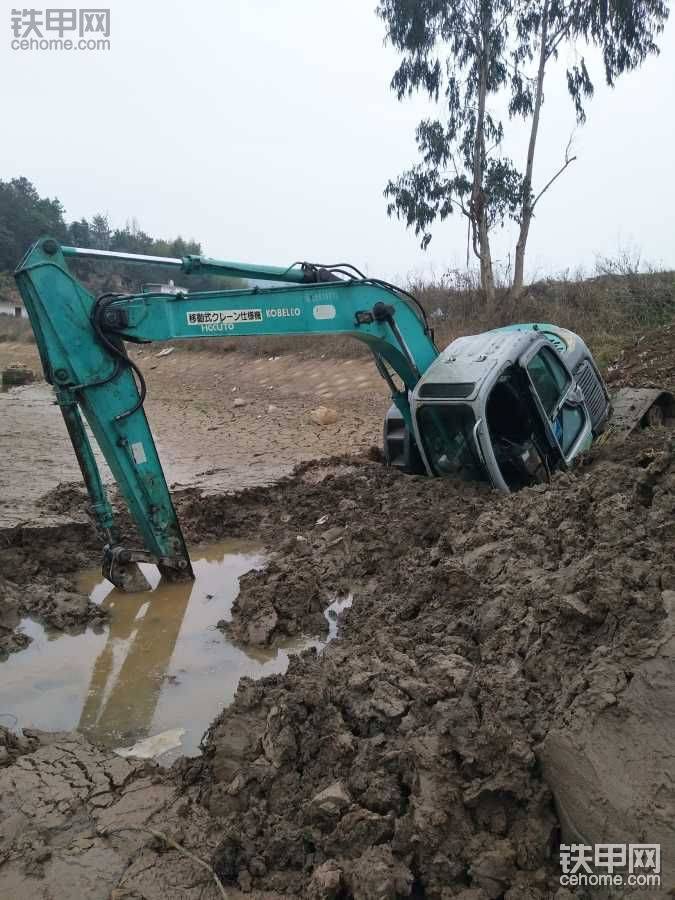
[0,329,674,899]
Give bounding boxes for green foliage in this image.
[379,0,518,252]
[0,177,240,293]
[62,212,201,259]
[512,0,668,126]
[379,0,668,261]
[578,0,668,88]
[61,211,209,291]
[0,177,68,270]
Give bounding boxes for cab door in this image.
[521,343,592,463]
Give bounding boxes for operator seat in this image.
[487,375,530,443]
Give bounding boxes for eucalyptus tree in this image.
[510,0,668,295]
[379,0,668,302]
[378,0,520,306]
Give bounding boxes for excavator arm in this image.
[14,237,438,590]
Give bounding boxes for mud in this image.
[1,542,262,750]
[1,336,674,897]
[0,457,371,656]
[606,321,675,390]
[219,460,488,646]
[0,729,231,899]
[188,429,674,897]
[0,541,350,758]
[0,346,388,654]
[2,434,674,896]
[0,724,39,768]
[0,511,106,658]
[0,348,387,527]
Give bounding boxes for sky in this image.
[1,0,673,283]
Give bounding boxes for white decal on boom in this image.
[313,304,336,321]
[131,442,147,465]
[186,309,263,326]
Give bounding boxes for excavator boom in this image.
[14,237,438,589]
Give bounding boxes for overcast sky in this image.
[1,0,673,283]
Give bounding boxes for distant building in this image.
[0,299,26,318]
[140,279,186,295]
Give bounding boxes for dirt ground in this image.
[0,341,387,527]
[605,321,675,389]
[0,327,674,898]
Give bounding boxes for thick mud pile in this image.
[606,321,675,389]
[0,513,106,659]
[185,431,674,897]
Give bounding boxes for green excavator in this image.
[14,237,673,591]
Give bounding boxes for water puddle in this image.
[0,541,351,758]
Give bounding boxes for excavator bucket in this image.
[102,552,153,593]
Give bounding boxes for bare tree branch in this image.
[546,25,571,60]
[546,21,573,58]
[531,135,577,212]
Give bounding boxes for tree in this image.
[0,177,67,270]
[379,0,668,301]
[90,213,112,250]
[510,0,668,295]
[378,0,519,307]
[0,177,218,292]
[68,218,93,248]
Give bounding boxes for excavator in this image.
[14,237,673,592]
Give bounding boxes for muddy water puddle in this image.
[0,540,350,758]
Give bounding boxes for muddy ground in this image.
[0,342,385,527]
[605,321,675,389]
[0,327,674,898]
[0,341,388,660]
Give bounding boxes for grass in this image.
[416,267,675,368]
[165,267,675,366]
[2,264,674,366]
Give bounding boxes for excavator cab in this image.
[406,326,600,491]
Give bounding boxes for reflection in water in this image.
[77,572,193,746]
[0,541,352,757]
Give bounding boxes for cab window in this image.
[416,404,488,483]
[526,347,571,416]
[557,403,585,456]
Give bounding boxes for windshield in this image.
[416,404,488,482]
